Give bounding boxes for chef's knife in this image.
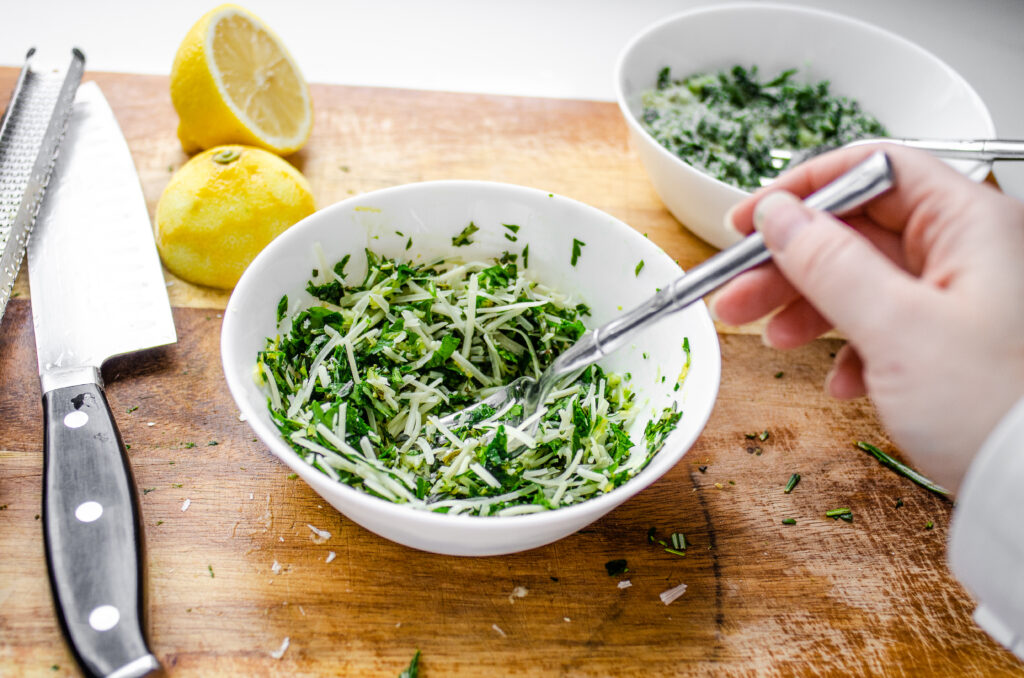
[28,81,175,678]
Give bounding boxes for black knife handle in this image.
[42,382,160,678]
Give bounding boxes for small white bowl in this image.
[615,2,995,250]
[221,181,721,556]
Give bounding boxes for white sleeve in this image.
[948,396,1024,661]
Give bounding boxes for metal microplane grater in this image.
[0,47,84,324]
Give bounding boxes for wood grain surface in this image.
[0,69,1020,677]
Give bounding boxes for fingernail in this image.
[723,203,742,235]
[707,292,723,322]
[823,365,837,397]
[753,191,811,251]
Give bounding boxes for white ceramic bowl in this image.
[222,181,721,556]
[615,2,996,250]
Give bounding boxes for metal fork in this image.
[770,137,1024,171]
[437,151,896,431]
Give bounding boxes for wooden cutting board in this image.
[0,69,1019,677]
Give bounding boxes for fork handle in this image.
[548,151,895,377]
[859,138,1024,161]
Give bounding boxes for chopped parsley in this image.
[277,295,288,324]
[781,518,796,526]
[451,222,479,247]
[783,473,800,494]
[640,65,887,189]
[605,559,629,576]
[257,249,684,516]
[570,238,585,266]
[399,650,421,678]
[855,441,950,498]
[634,260,645,276]
[826,508,853,522]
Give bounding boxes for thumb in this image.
[753,190,917,351]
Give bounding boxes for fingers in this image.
[763,298,832,349]
[729,143,987,238]
[825,344,866,399]
[752,190,918,354]
[709,263,800,326]
[713,210,906,329]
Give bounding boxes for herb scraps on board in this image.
[257,249,686,516]
[647,526,688,556]
[640,65,887,189]
[605,559,629,576]
[855,441,950,498]
[783,473,800,494]
[398,649,421,678]
[826,507,853,522]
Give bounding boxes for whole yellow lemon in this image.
[155,145,315,289]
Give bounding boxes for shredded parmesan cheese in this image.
[659,582,688,605]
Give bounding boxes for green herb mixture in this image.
[257,246,685,516]
[640,65,887,190]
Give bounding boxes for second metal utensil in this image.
[770,137,1024,171]
[440,150,895,431]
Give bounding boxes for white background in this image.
[3,0,1023,197]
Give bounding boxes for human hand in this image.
[711,144,1024,492]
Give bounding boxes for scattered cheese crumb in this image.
[618,580,632,589]
[563,617,571,623]
[326,551,336,564]
[299,606,305,616]
[181,498,191,512]
[279,536,284,542]
[238,413,248,422]
[249,493,254,500]
[508,586,528,603]
[491,624,506,637]
[660,582,688,605]
[270,637,290,659]
[271,560,282,575]
[307,524,331,544]
[147,422,155,427]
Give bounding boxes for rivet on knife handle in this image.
[0,47,84,324]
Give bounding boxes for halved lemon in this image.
[170,4,312,155]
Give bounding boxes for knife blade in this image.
[28,81,175,678]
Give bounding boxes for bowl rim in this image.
[221,179,722,533]
[613,1,997,192]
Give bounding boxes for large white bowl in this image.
[615,2,996,250]
[222,181,721,556]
